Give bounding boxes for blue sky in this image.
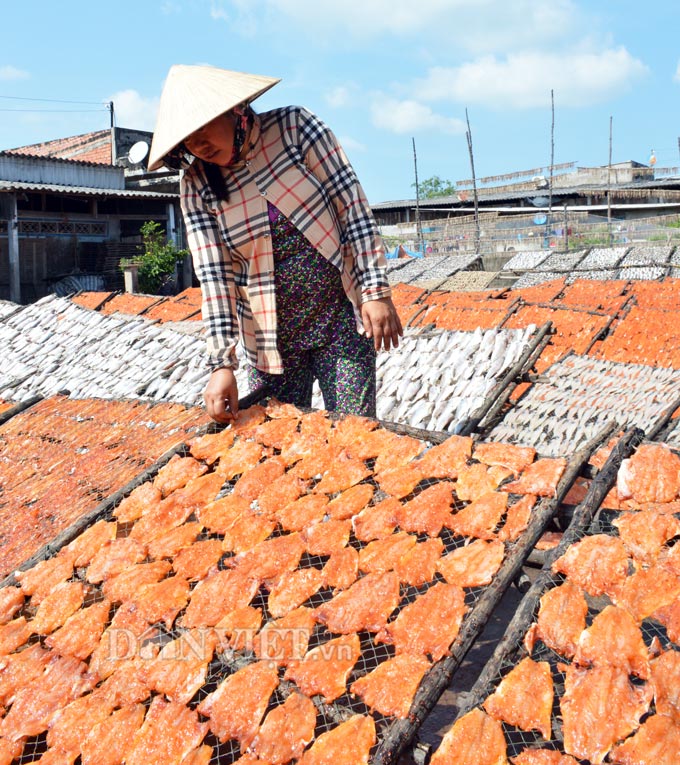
[1,1,679,204]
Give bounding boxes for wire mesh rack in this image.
[427,426,680,764]
[0,397,616,765]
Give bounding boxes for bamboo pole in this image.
[412,138,424,255]
[546,90,555,245]
[0,395,43,425]
[371,420,618,765]
[607,116,613,246]
[465,109,481,255]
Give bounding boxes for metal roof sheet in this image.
[0,179,176,200]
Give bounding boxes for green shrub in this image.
[120,221,189,294]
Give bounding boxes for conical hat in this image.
[148,65,280,170]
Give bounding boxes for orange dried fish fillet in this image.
[0,654,96,742]
[197,661,279,747]
[179,745,213,765]
[552,534,629,596]
[298,714,376,765]
[147,521,203,560]
[651,649,680,721]
[329,415,379,451]
[172,538,223,581]
[288,443,340,480]
[498,495,537,542]
[268,567,324,618]
[313,571,400,633]
[215,605,262,652]
[414,435,473,480]
[373,434,425,474]
[63,520,117,568]
[473,441,537,476]
[232,404,267,435]
[143,628,218,704]
[303,519,351,556]
[343,426,398,461]
[524,581,587,659]
[350,653,431,718]
[0,642,50,706]
[92,658,150,708]
[396,481,455,536]
[31,580,85,635]
[253,606,315,666]
[86,538,147,583]
[215,439,265,480]
[429,707,509,765]
[230,532,306,581]
[129,575,191,629]
[222,513,276,554]
[250,692,317,765]
[126,493,196,547]
[113,482,162,523]
[502,457,567,497]
[326,482,374,520]
[352,497,401,541]
[358,531,417,574]
[285,632,361,702]
[0,586,24,625]
[153,455,208,497]
[251,417,301,449]
[80,703,147,765]
[394,537,444,586]
[45,599,111,661]
[375,463,423,499]
[172,470,225,508]
[182,568,259,627]
[276,493,329,532]
[447,490,508,540]
[101,560,172,602]
[574,605,650,678]
[15,552,75,603]
[613,509,680,564]
[654,596,680,643]
[608,713,680,765]
[376,582,467,661]
[322,546,359,592]
[258,472,308,518]
[437,539,505,588]
[312,451,372,494]
[125,696,208,765]
[617,443,680,504]
[560,664,652,764]
[46,691,113,754]
[609,563,680,622]
[197,493,251,535]
[455,463,503,502]
[233,456,287,502]
[512,750,580,765]
[0,737,23,765]
[483,657,553,739]
[0,616,31,655]
[188,427,236,463]
[89,602,157,681]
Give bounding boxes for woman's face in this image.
[185,112,236,166]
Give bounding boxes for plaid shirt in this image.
[180,105,391,374]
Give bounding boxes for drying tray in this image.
[0,395,617,765]
[427,426,680,763]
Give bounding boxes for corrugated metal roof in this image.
[0,180,176,200]
[0,149,112,168]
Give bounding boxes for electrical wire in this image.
[0,94,106,105]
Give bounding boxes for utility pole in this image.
[547,89,555,248]
[607,116,613,247]
[412,137,424,255]
[108,101,115,128]
[465,108,481,255]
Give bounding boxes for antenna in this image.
[128,140,150,165]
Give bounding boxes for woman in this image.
[148,64,402,423]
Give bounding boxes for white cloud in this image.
[325,86,352,109]
[675,61,680,83]
[161,1,182,12]
[210,0,259,36]
[0,65,29,81]
[338,135,366,153]
[414,47,649,109]
[107,90,160,131]
[370,95,466,135]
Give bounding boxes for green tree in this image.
[120,221,189,294]
[412,175,457,198]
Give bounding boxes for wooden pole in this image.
[607,115,613,246]
[465,109,481,255]
[546,89,555,246]
[412,137,424,255]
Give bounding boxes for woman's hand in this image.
[361,297,404,352]
[204,368,239,424]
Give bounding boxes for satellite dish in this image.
[530,196,550,207]
[127,140,150,165]
[533,213,547,225]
